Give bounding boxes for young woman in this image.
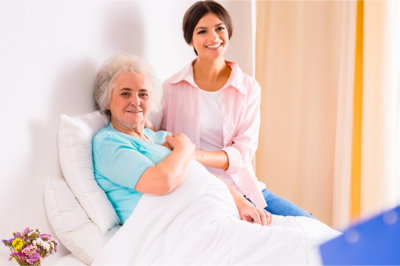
[160,0,313,218]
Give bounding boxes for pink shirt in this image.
[159,61,267,208]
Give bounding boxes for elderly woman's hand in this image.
[237,197,272,226]
[135,133,196,195]
[165,133,195,155]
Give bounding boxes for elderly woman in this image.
[92,53,271,225]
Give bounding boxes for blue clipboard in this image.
[319,205,400,265]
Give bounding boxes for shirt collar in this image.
[167,60,247,95]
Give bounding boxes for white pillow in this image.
[44,175,119,265]
[58,111,120,234]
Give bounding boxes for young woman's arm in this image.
[195,150,229,170]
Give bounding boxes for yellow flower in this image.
[11,238,24,251]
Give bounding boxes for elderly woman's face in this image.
[108,72,151,133]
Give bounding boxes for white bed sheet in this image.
[93,161,340,265]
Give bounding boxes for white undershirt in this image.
[199,89,223,151]
[199,89,238,189]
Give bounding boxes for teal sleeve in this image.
[93,136,153,189]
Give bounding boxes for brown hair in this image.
[182,0,233,54]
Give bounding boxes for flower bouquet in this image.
[2,227,58,265]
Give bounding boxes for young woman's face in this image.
[108,72,152,133]
[191,13,229,60]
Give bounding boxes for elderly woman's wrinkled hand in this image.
[165,133,195,155]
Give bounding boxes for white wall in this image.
[0,0,253,262]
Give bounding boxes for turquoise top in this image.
[92,123,171,223]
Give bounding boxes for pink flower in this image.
[39,234,51,239]
[27,252,41,265]
[22,244,37,256]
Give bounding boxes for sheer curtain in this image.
[360,0,400,219]
[254,0,354,226]
[254,0,400,228]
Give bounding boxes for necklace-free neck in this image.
[194,57,227,79]
[110,120,147,140]
[193,58,231,91]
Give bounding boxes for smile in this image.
[127,110,142,113]
[206,42,222,49]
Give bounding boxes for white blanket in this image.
[93,161,340,265]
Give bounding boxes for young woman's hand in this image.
[161,141,173,150]
[237,198,272,226]
[210,172,272,226]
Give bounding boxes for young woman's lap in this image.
[262,189,314,218]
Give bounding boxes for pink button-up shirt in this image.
[158,61,267,208]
